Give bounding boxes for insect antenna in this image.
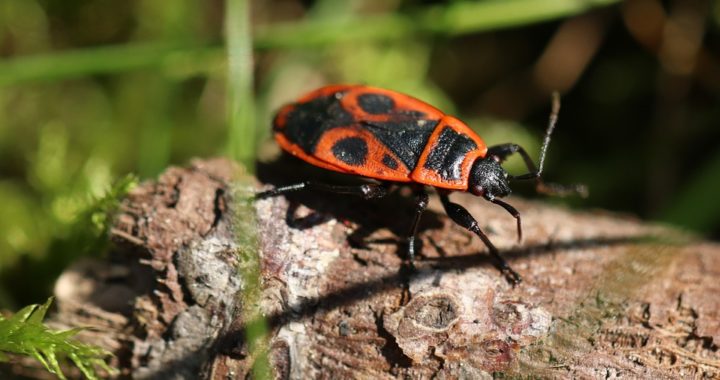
[510,92,560,181]
[509,92,588,197]
[535,92,588,197]
[537,91,560,177]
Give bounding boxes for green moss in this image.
[0,298,117,379]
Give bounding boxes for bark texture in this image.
[39,158,720,378]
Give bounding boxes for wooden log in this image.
[43,158,719,379]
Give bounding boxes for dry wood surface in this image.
[29,158,720,379]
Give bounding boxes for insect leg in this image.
[498,90,560,178]
[487,143,587,197]
[487,143,537,173]
[255,181,389,200]
[406,189,429,264]
[487,92,586,197]
[439,192,521,285]
[485,196,522,242]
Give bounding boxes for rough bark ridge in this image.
[43,158,720,378]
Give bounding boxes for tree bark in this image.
[39,158,720,378]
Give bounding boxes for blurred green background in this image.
[1,0,718,310]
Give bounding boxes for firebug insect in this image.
[256,84,584,284]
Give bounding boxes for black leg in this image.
[486,197,522,242]
[492,90,559,179]
[406,190,429,264]
[439,193,521,285]
[255,181,389,200]
[487,143,538,176]
[487,143,587,197]
[486,93,586,197]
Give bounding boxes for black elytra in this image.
[361,120,437,170]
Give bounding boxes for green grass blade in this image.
[436,0,620,35]
[226,0,256,167]
[0,42,221,86]
[226,0,271,375]
[0,0,620,87]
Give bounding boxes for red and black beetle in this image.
[257,84,584,284]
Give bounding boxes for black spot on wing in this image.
[361,119,438,170]
[382,154,399,170]
[278,91,353,154]
[332,137,368,166]
[358,93,428,118]
[399,110,427,118]
[358,93,395,114]
[424,127,477,181]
